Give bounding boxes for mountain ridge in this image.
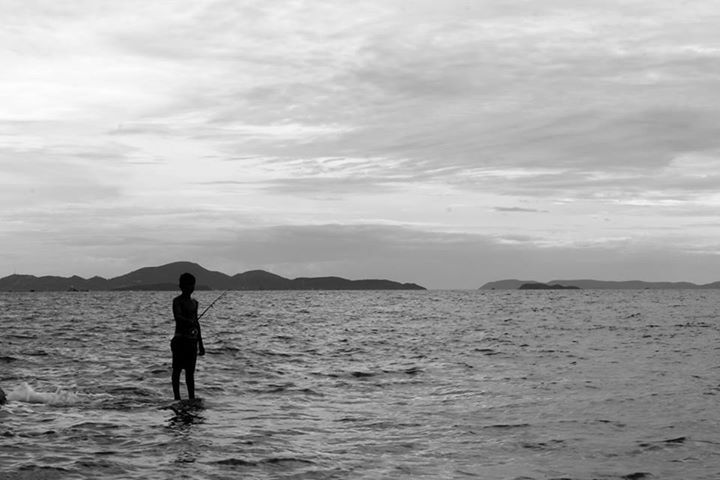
[0,261,426,291]
[481,278,720,290]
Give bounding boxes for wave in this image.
[214,457,315,467]
[247,383,323,397]
[349,366,423,379]
[93,385,164,410]
[6,382,80,405]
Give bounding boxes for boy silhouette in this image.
[171,273,205,400]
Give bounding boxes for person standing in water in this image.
[171,273,205,400]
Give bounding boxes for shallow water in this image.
[2,290,720,479]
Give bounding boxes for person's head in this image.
[179,272,196,294]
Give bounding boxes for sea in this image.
[1,289,720,480]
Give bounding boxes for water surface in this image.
[1,290,720,479]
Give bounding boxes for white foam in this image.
[7,382,80,405]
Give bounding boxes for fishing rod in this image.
[198,290,229,320]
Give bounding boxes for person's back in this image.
[170,273,205,400]
[173,293,199,340]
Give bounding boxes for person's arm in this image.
[197,326,205,355]
[195,300,205,356]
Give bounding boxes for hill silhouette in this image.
[518,283,580,290]
[0,261,426,291]
[481,278,720,290]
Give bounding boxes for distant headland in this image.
[518,283,580,290]
[481,279,720,290]
[0,262,426,292]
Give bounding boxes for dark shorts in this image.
[171,336,198,372]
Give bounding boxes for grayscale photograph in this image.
[1,1,719,479]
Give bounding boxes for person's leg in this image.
[185,369,195,400]
[172,368,182,400]
[171,337,182,400]
[185,346,198,399]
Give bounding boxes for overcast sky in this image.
[3,0,720,288]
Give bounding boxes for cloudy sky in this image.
[3,0,720,288]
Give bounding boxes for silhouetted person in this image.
[171,273,205,400]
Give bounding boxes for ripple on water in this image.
[1,290,719,479]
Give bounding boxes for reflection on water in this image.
[167,419,202,465]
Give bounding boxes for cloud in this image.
[494,207,548,213]
[0,142,132,210]
[4,1,720,284]
[201,176,400,196]
[7,223,720,288]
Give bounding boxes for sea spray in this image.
[7,383,80,405]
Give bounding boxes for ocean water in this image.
[1,290,720,479]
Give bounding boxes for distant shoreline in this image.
[480,279,720,290]
[0,261,426,292]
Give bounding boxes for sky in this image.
[3,0,720,289]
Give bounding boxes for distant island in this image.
[0,261,426,292]
[518,283,580,290]
[481,279,720,290]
